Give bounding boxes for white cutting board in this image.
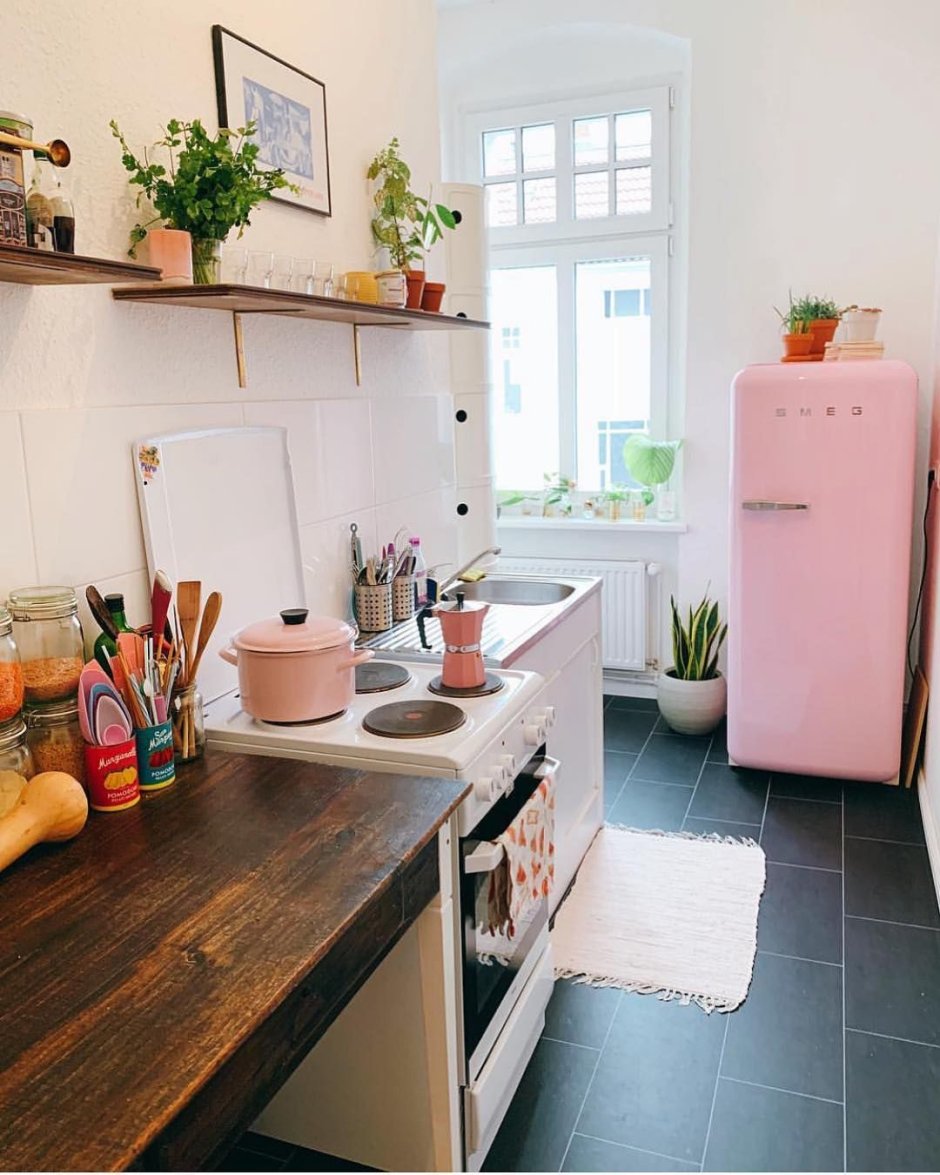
[133,426,305,704]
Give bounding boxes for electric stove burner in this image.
[257,709,346,727]
[362,699,467,739]
[427,673,505,699]
[355,661,412,694]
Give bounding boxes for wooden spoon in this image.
[176,581,202,684]
[187,591,223,685]
[85,585,118,641]
[0,772,88,875]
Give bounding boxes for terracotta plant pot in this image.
[807,318,839,358]
[405,269,425,310]
[782,332,814,360]
[144,228,192,284]
[421,281,446,313]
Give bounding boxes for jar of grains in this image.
[0,607,24,723]
[8,586,84,705]
[0,716,35,779]
[26,699,85,784]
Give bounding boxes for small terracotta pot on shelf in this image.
[807,317,839,359]
[421,281,446,313]
[405,268,426,310]
[781,332,814,361]
[144,228,192,284]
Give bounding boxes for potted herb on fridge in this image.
[657,592,728,736]
[774,292,814,361]
[368,137,457,310]
[796,294,841,358]
[110,118,293,283]
[623,435,682,521]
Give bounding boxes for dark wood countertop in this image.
[0,752,467,1172]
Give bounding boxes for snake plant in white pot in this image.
[657,593,728,735]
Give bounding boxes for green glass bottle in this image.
[93,593,135,673]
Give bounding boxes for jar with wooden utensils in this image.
[170,582,222,763]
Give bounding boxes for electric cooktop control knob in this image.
[541,706,557,728]
[524,723,544,746]
[498,753,516,779]
[474,775,498,801]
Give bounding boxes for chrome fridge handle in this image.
[741,500,809,511]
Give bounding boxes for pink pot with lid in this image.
[219,608,373,724]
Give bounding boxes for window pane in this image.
[483,129,516,177]
[522,123,555,172]
[574,171,609,219]
[573,116,609,166]
[490,267,559,489]
[615,166,652,215]
[523,177,556,224]
[485,182,518,227]
[615,110,652,161]
[575,257,651,492]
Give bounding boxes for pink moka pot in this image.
[432,594,489,689]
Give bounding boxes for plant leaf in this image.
[623,435,682,487]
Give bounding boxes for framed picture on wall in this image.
[212,25,332,217]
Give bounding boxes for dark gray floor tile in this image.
[760,797,842,870]
[219,1148,287,1172]
[770,773,843,803]
[708,720,728,763]
[686,762,769,824]
[564,1134,697,1171]
[605,708,658,753]
[845,917,940,1045]
[282,1148,372,1172]
[576,993,726,1162]
[846,1029,940,1171]
[240,1135,297,1161]
[607,694,659,712]
[543,979,621,1049]
[483,1037,597,1173]
[844,781,925,844]
[607,779,693,833]
[703,1078,843,1172]
[758,863,843,964]
[844,838,940,927]
[722,952,843,1102]
[605,751,637,812]
[632,734,710,785]
[682,816,761,841]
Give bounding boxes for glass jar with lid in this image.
[0,716,35,779]
[26,699,85,784]
[0,607,24,724]
[8,586,84,706]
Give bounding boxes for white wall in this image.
[439,0,940,624]
[1,0,457,645]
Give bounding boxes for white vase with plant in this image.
[657,592,728,736]
[624,434,682,522]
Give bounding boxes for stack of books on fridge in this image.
[824,340,885,361]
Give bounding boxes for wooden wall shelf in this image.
[0,244,161,285]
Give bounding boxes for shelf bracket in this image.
[232,311,247,388]
[352,323,363,386]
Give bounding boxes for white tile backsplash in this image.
[0,413,39,599]
[374,486,460,585]
[300,509,378,622]
[371,395,457,504]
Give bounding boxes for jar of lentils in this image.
[8,586,84,705]
[26,699,85,785]
[0,607,24,724]
[0,716,35,779]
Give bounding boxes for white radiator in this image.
[498,557,658,672]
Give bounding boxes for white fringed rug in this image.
[552,826,766,1012]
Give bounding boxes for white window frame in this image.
[465,86,674,492]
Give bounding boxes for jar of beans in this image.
[0,716,35,779]
[26,699,85,785]
[0,607,24,724]
[7,586,84,705]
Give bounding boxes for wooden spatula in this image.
[188,591,223,686]
[177,581,202,683]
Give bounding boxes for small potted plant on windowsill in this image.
[541,472,575,517]
[624,435,682,520]
[774,292,814,361]
[601,485,630,521]
[657,592,728,736]
[111,118,293,283]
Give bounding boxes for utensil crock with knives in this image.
[219,609,373,724]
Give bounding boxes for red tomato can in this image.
[83,739,140,811]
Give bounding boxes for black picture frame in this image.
[212,24,332,217]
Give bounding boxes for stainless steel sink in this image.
[453,577,576,606]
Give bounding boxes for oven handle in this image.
[465,841,505,874]
[534,755,561,781]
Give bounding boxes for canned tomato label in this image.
[136,721,175,791]
[83,740,140,811]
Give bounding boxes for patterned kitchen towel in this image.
[484,773,555,938]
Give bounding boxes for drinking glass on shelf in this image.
[247,249,274,288]
[220,244,248,284]
[292,257,314,295]
[314,260,334,297]
[272,254,293,291]
[334,273,348,301]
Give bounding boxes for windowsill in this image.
[497,515,687,534]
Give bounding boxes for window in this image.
[468,88,673,493]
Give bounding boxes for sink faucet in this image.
[441,546,502,595]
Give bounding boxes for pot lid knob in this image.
[280,608,309,626]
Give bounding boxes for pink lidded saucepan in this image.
[219,608,373,724]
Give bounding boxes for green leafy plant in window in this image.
[367,137,457,269]
[541,472,576,516]
[623,435,682,488]
[670,592,727,681]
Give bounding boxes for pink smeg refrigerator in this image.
[728,360,917,782]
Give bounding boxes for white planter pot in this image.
[841,309,881,342]
[657,670,727,736]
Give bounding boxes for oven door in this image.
[460,753,558,1079]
